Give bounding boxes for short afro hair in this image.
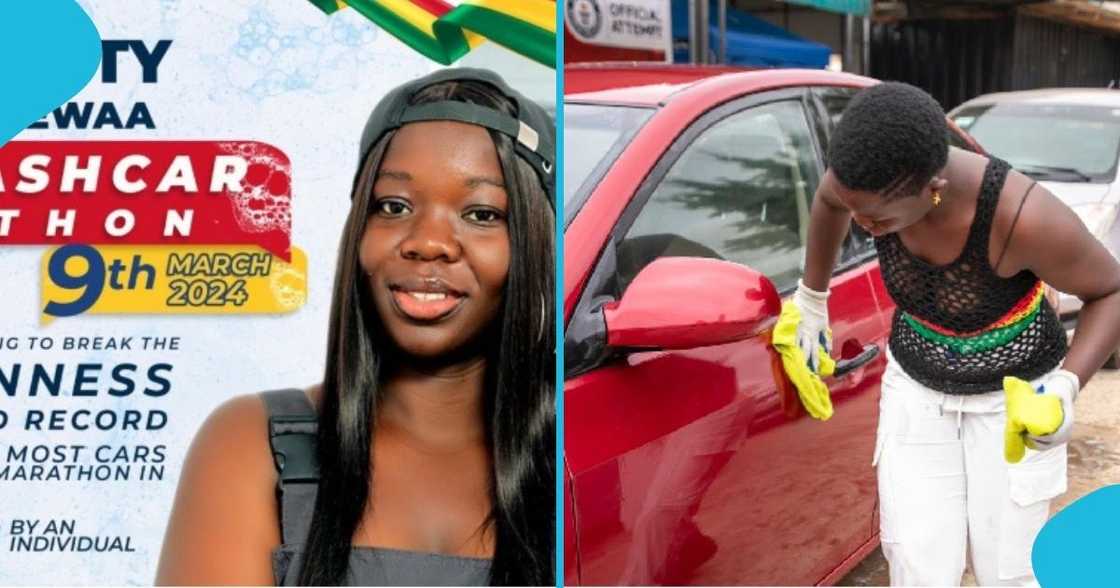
[827,82,948,199]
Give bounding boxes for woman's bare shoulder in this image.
[186,393,281,481]
[990,165,1078,275]
[179,385,323,506]
[154,392,283,585]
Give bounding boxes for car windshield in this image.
[952,102,1120,183]
[563,103,653,226]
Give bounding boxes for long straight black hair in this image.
[297,79,555,586]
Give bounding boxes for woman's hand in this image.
[1028,369,1079,450]
[792,279,832,373]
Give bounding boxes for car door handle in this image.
[833,343,880,377]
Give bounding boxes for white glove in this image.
[1027,369,1079,450]
[791,279,832,374]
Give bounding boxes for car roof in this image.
[952,88,1120,111]
[565,62,872,106]
[564,63,745,105]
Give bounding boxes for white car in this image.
[950,88,1120,368]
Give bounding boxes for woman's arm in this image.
[802,174,854,291]
[154,395,281,585]
[998,177,1120,385]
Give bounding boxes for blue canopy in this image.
[672,1,831,69]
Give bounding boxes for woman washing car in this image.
[795,82,1120,586]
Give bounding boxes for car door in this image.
[565,89,884,586]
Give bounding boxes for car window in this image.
[817,86,856,130]
[564,103,655,226]
[819,85,975,149]
[812,87,877,264]
[952,102,1120,183]
[614,100,820,295]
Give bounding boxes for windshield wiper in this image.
[1017,164,1092,182]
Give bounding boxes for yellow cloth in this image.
[772,301,835,420]
[1003,376,1065,463]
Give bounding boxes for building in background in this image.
[871,1,1120,110]
[565,0,1120,113]
[565,1,871,69]
[696,1,871,72]
[670,1,833,68]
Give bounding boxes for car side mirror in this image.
[603,257,781,350]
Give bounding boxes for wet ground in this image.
[838,368,1120,586]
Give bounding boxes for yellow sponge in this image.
[1003,376,1064,463]
[772,301,836,420]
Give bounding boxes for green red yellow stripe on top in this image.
[903,280,1046,355]
[306,0,556,68]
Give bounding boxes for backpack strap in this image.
[260,388,320,545]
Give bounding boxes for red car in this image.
[562,64,980,586]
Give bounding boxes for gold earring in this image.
[931,189,942,207]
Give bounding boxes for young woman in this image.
[795,82,1120,586]
[154,68,555,586]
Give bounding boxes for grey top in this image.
[261,389,492,586]
[271,543,491,586]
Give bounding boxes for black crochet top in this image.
[875,157,1067,394]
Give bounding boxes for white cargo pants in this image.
[873,350,1068,587]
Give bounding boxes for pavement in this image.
[838,367,1120,586]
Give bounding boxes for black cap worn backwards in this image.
[356,67,555,208]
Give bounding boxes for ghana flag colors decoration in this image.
[903,280,1047,356]
[306,0,556,67]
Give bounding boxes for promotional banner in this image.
[565,0,670,52]
[0,1,555,585]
